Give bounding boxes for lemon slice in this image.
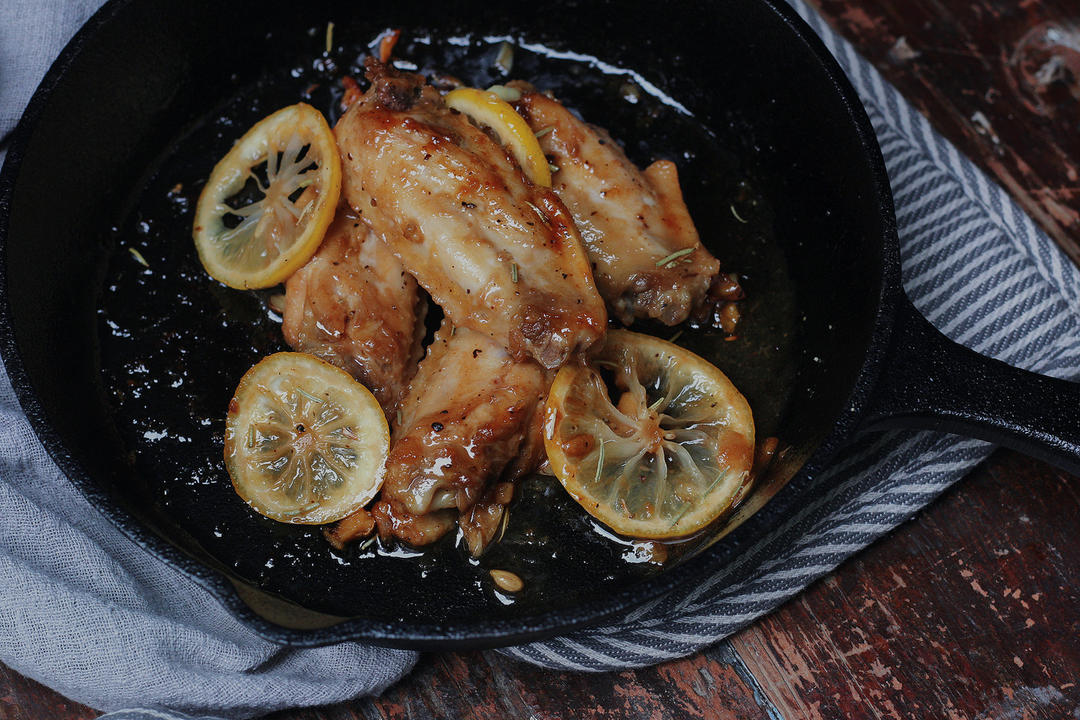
[193,103,341,289]
[444,87,552,187]
[224,352,388,524]
[544,330,755,539]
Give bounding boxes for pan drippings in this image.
[97,30,798,621]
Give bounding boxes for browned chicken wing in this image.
[282,208,426,415]
[334,61,607,369]
[335,321,547,553]
[511,85,722,326]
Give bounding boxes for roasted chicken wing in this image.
[334,321,547,553]
[334,61,607,369]
[282,208,426,414]
[511,85,722,326]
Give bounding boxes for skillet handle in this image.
[862,294,1080,475]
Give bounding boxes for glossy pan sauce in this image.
[98,30,800,621]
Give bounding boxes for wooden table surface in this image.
[3,0,1080,718]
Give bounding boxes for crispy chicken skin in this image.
[334,60,607,369]
[282,208,426,415]
[334,321,547,552]
[511,85,722,326]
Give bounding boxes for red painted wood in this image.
[292,648,775,720]
[732,451,1080,720]
[810,0,1080,265]
[0,664,98,720]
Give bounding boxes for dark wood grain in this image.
[0,664,97,720]
[733,451,1080,720]
[3,0,1080,718]
[267,646,777,720]
[812,0,1080,265]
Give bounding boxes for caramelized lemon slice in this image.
[444,87,552,187]
[544,330,755,539]
[224,352,388,524]
[193,103,341,289]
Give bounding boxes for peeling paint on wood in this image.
[813,0,1080,267]
[730,451,1080,720]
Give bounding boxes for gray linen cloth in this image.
[2,0,1079,717]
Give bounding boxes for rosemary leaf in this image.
[128,247,150,267]
[296,387,323,403]
[704,468,729,496]
[655,248,694,267]
[593,440,606,485]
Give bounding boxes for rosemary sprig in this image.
[655,248,694,268]
[525,200,549,223]
[283,501,321,517]
[704,468,729,496]
[668,470,729,529]
[296,387,323,403]
[668,500,693,528]
[296,198,315,224]
[128,247,150,267]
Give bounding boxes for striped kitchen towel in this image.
[504,0,1080,670]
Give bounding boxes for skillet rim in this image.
[0,0,901,648]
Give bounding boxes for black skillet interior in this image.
[0,0,894,646]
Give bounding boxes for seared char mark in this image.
[364,56,423,111]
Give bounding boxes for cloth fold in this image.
[2,0,1078,716]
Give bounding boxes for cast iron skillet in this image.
[1,0,1078,649]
